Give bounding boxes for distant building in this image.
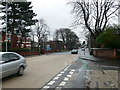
[46,41,64,52]
[2,32,31,49]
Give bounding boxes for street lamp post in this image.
[5,0,8,52]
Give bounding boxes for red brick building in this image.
[2,32,31,49]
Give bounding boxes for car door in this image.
[2,53,20,77]
[0,59,2,78]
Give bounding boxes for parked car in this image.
[81,48,85,51]
[71,49,78,54]
[0,52,27,78]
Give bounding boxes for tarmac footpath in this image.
[80,49,120,89]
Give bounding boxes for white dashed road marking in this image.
[53,77,59,80]
[69,71,74,75]
[43,86,50,88]
[56,87,63,89]
[59,81,66,86]
[71,69,75,72]
[47,81,55,85]
[42,65,76,89]
[60,71,64,74]
[64,77,69,81]
[57,74,62,77]
[67,75,72,78]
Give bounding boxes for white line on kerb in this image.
[65,66,69,69]
[65,64,71,70]
[63,68,67,72]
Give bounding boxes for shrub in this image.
[96,26,120,48]
[2,46,39,53]
[2,42,11,51]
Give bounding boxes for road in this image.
[2,52,79,88]
[2,49,119,89]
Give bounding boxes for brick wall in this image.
[93,48,116,58]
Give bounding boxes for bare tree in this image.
[54,28,79,49]
[29,26,36,48]
[68,0,119,39]
[29,27,35,42]
[54,29,59,41]
[34,18,50,50]
[54,28,71,44]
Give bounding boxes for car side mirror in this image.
[0,61,5,64]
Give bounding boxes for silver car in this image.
[71,49,78,54]
[0,52,27,78]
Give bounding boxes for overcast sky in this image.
[28,0,86,41]
[1,0,118,42]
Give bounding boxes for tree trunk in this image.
[90,35,97,48]
[11,27,14,49]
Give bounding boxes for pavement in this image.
[79,49,120,89]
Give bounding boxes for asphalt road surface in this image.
[2,49,119,89]
[2,53,79,88]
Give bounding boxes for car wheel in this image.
[18,66,24,76]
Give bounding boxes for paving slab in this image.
[86,70,118,88]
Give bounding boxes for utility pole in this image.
[118,1,120,90]
[118,0,120,33]
[118,0,120,34]
[5,0,8,52]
